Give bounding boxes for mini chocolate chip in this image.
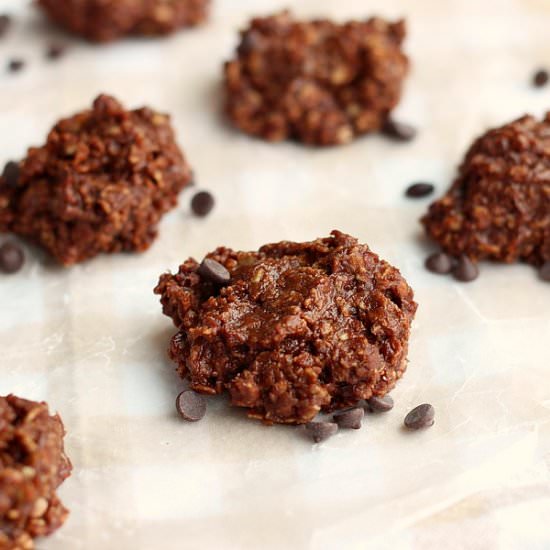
[405,182,434,198]
[305,421,338,443]
[539,261,550,282]
[176,390,206,422]
[533,69,549,88]
[2,161,19,187]
[0,242,24,274]
[425,252,453,275]
[333,407,364,429]
[46,44,66,60]
[0,14,11,37]
[404,403,435,430]
[452,255,479,282]
[191,191,214,217]
[382,118,417,142]
[366,395,394,413]
[8,59,25,73]
[238,31,261,55]
[197,258,230,285]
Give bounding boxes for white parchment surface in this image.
[1,0,549,548]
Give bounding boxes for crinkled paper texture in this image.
[1,0,549,548]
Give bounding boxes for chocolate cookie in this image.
[0,94,192,265]
[224,11,409,146]
[0,395,72,550]
[155,231,417,425]
[38,0,210,42]
[422,114,550,266]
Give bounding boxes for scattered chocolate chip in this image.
[305,421,338,443]
[382,118,417,142]
[539,261,550,282]
[8,59,25,73]
[0,242,24,274]
[175,390,206,422]
[46,44,66,60]
[404,403,435,430]
[366,395,394,413]
[533,69,549,88]
[425,252,453,275]
[0,14,11,37]
[406,182,434,198]
[1,161,19,187]
[191,191,214,217]
[452,255,479,282]
[197,258,231,285]
[333,407,364,429]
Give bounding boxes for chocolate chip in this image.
[46,44,66,60]
[0,242,24,274]
[404,403,435,430]
[533,69,549,88]
[382,118,417,142]
[175,390,206,422]
[452,255,479,282]
[0,14,11,37]
[366,395,394,413]
[405,182,434,198]
[2,161,19,187]
[305,421,338,443]
[539,261,550,282]
[191,191,214,217]
[238,31,261,55]
[8,59,25,73]
[197,258,231,285]
[425,252,453,275]
[333,407,364,429]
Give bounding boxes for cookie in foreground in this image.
[0,94,192,266]
[38,0,210,42]
[224,11,409,146]
[422,113,550,269]
[0,395,72,550]
[155,231,417,425]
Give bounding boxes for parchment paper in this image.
[1,0,549,548]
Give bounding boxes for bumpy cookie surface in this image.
[0,95,192,265]
[155,231,417,425]
[0,395,72,550]
[38,0,210,42]
[423,114,550,266]
[224,11,409,146]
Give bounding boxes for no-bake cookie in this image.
[0,395,71,550]
[155,231,417,425]
[0,94,192,265]
[224,11,409,146]
[38,0,210,42]
[423,114,550,266]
